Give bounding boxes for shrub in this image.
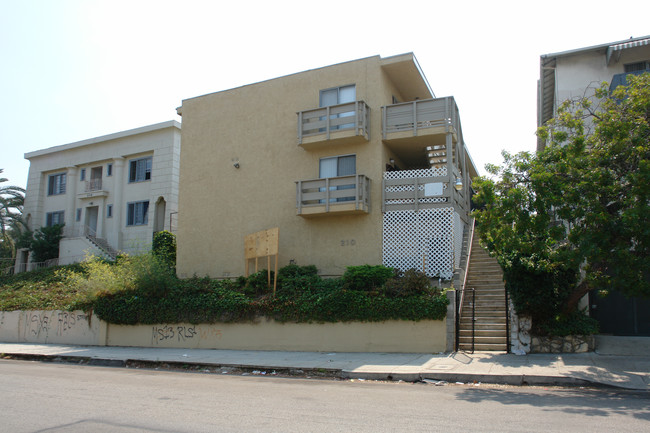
[342,265,394,292]
[28,224,64,263]
[63,253,177,309]
[276,264,321,296]
[383,268,436,297]
[240,270,274,297]
[537,310,599,337]
[501,253,577,333]
[152,230,176,272]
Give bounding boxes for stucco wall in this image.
[0,310,105,345]
[0,310,447,353]
[22,121,181,262]
[109,319,447,353]
[176,56,434,278]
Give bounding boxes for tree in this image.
[0,169,25,260]
[472,73,649,330]
[27,224,64,263]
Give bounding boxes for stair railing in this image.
[471,287,476,354]
[456,217,476,351]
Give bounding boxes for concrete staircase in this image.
[87,235,118,261]
[458,233,508,352]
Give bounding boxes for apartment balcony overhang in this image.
[297,101,370,148]
[379,53,435,101]
[381,97,461,167]
[77,179,108,199]
[296,174,370,217]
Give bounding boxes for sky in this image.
[1,0,648,189]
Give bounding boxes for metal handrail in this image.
[471,288,476,354]
[458,217,476,323]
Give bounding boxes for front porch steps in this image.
[458,233,508,352]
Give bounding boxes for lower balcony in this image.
[296,175,370,217]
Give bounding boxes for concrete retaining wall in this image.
[0,310,447,353]
[0,310,105,345]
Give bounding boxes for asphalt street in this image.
[2,360,648,433]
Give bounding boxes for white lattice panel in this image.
[384,168,449,205]
[382,207,456,279]
[454,211,463,269]
[383,167,447,180]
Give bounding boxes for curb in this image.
[2,351,644,390]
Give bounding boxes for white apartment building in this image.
[15,121,181,271]
[537,36,650,336]
[538,35,650,151]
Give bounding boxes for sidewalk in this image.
[1,342,648,390]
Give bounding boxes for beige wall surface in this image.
[177,56,421,278]
[22,122,181,262]
[0,310,446,353]
[109,319,447,353]
[0,310,104,345]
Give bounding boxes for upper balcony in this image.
[297,101,370,149]
[381,97,463,168]
[78,179,108,198]
[296,174,370,217]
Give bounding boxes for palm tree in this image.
[0,169,26,260]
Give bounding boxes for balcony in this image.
[297,101,370,148]
[381,97,463,168]
[296,174,370,217]
[610,69,650,91]
[78,178,108,198]
[382,168,469,216]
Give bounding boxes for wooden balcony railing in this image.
[382,97,460,139]
[297,101,369,145]
[296,174,370,216]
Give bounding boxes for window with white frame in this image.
[127,201,149,226]
[76,208,82,222]
[80,168,86,181]
[47,173,66,195]
[46,211,64,227]
[107,163,113,177]
[107,204,113,218]
[128,157,152,183]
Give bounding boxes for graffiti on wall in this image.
[24,311,89,340]
[151,325,222,345]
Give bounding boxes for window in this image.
[319,155,356,202]
[80,168,86,181]
[319,155,356,178]
[320,85,356,130]
[46,211,64,227]
[129,157,152,183]
[76,208,82,222]
[107,163,113,177]
[320,85,356,107]
[47,173,66,195]
[107,204,113,218]
[624,61,650,73]
[127,200,149,226]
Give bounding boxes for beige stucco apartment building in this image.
[15,121,181,271]
[176,54,477,279]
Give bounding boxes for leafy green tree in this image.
[473,73,649,328]
[152,230,176,272]
[0,169,25,260]
[28,224,64,263]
